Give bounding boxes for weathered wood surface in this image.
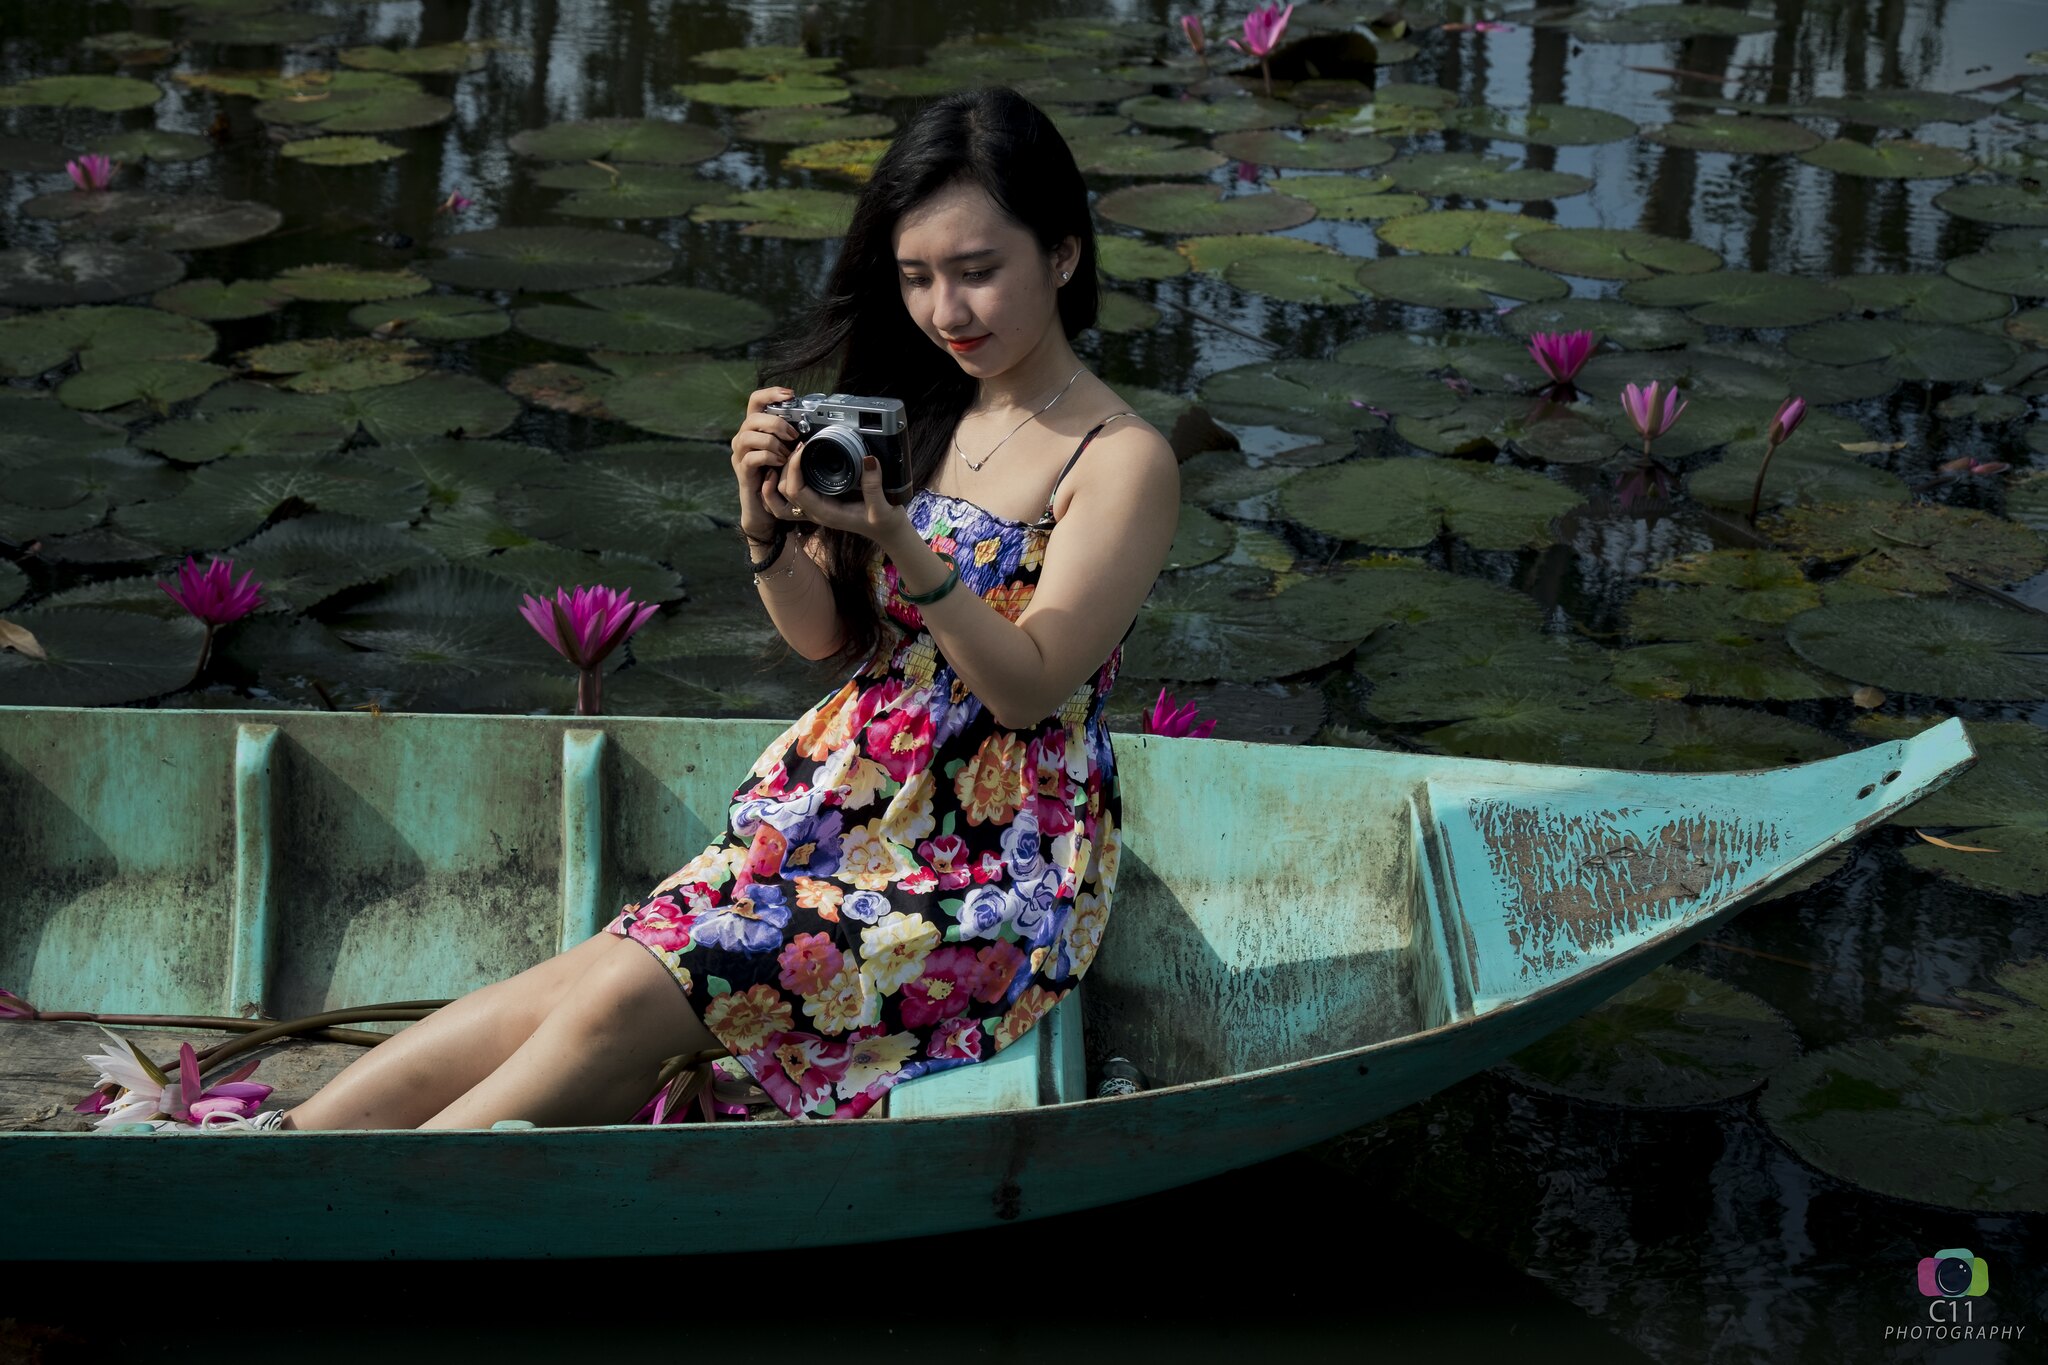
[1,1022,361,1131]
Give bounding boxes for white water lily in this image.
[79,1028,172,1129]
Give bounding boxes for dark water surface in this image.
[3,2,2047,1362]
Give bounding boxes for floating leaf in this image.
[510,117,727,166]
[1510,227,1722,281]
[1118,94,1297,133]
[114,452,427,552]
[1199,358,1458,440]
[1688,443,1908,511]
[1095,183,1316,234]
[1273,177,1425,221]
[1066,133,1226,178]
[1577,348,1786,403]
[1945,247,2048,299]
[690,44,842,77]
[1097,236,1189,280]
[24,190,281,251]
[733,107,895,144]
[1768,501,2048,594]
[355,438,560,514]
[1798,138,1977,179]
[1301,100,1445,138]
[0,609,202,706]
[138,406,347,463]
[1353,255,1569,310]
[1632,703,1847,772]
[1376,209,1557,259]
[348,294,509,341]
[0,74,162,112]
[235,513,444,609]
[1332,333,1544,392]
[324,565,570,676]
[1283,560,1543,642]
[1612,637,1845,703]
[673,74,851,108]
[0,244,184,307]
[530,164,733,219]
[1542,4,1777,42]
[1124,564,1361,682]
[270,264,431,303]
[340,42,492,76]
[1837,272,2014,322]
[1784,319,2019,382]
[1935,182,2048,226]
[1811,89,1997,128]
[323,373,522,443]
[1501,299,1703,350]
[1365,668,1655,763]
[1786,598,2048,700]
[0,392,133,467]
[690,188,856,240]
[1163,504,1234,570]
[279,135,405,166]
[1094,292,1160,334]
[1210,129,1394,170]
[7,447,181,510]
[1621,271,1852,328]
[0,305,213,377]
[1441,103,1637,147]
[252,71,452,134]
[83,129,212,164]
[515,286,773,353]
[469,545,685,604]
[422,227,674,290]
[1381,152,1592,200]
[1355,618,1610,688]
[1224,247,1369,303]
[587,357,758,442]
[188,12,338,45]
[152,278,288,321]
[783,137,892,181]
[1639,115,1823,154]
[0,564,24,612]
[240,337,428,393]
[58,360,226,413]
[1281,459,1581,550]
[1890,723,2048,899]
[496,444,739,563]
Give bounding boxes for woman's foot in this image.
[113,1109,291,1135]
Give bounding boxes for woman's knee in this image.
[542,935,715,1058]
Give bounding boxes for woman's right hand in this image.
[732,386,801,542]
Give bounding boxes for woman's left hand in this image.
[773,443,914,545]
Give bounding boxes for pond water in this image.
[2,0,2046,1358]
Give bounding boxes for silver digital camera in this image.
[762,392,912,503]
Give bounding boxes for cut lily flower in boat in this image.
[77,1028,272,1130]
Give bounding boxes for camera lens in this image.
[1936,1258,1973,1295]
[801,425,866,499]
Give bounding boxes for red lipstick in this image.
[946,334,990,353]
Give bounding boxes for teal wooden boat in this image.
[0,705,1972,1261]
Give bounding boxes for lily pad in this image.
[1333,332,1543,391]
[690,189,856,240]
[510,117,726,166]
[1355,618,1610,688]
[1273,177,1426,221]
[422,227,674,291]
[1199,359,1458,440]
[323,565,570,677]
[1542,4,1777,43]
[0,305,214,376]
[1621,271,1852,328]
[279,136,405,167]
[1094,292,1160,333]
[83,129,213,164]
[0,393,138,467]
[673,74,851,109]
[1510,228,1722,281]
[1124,564,1362,682]
[1354,255,1569,310]
[784,138,892,182]
[188,12,338,44]
[25,190,280,251]
[1381,152,1593,200]
[1612,637,1845,704]
[1281,458,1582,550]
[1784,319,2019,382]
[515,286,773,353]
[733,107,895,144]
[1097,236,1189,280]
[235,513,444,609]
[1066,133,1226,178]
[1786,598,2048,701]
[0,609,202,706]
[339,42,493,76]
[1498,967,1800,1107]
[1096,183,1316,234]
[1211,129,1394,170]
[114,453,428,552]
[1646,550,1826,620]
[1634,703,1847,772]
[529,164,731,219]
[1376,209,1557,259]
[137,407,348,462]
[1163,504,1235,571]
[495,444,739,563]
[58,360,226,413]
[1283,560,1544,642]
[355,439,561,514]
[1441,103,1638,147]
[1891,723,2048,899]
[0,75,162,112]
[239,338,427,393]
[470,545,686,605]
[1811,89,1997,128]
[348,294,509,342]
[1945,247,2048,299]
[1837,272,2015,322]
[252,71,452,134]
[1640,115,1823,155]
[1576,348,1787,403]
[1798,138,1977,179]
[0,562,23,610]
[6,448,182,510]
[1301,100,1445,138]
[152,278,287,321]
[323,373,522,444]
[690,45,842,77]
[1501,298,1704,350]
[1937,181,2048,227]
[1118,94,1297,133]
[1365,668,1655,763]
[270,264,431,303]
[1225,247,1369,304]
[0,244,184,307]
[1759,959,2048,1212]
[1687,443,1909,512]
[1769,501,2048,594]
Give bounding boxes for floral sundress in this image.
[605,417,1131,1120]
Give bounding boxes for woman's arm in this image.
[748,531,845,661]
[874,425,1179,728]
[732,385,846,660]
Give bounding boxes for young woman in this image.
[272,86,1177,1130]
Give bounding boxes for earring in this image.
[1061,271,1071,281]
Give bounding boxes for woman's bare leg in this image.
[419,934,717,1130]
[279,932,622,1131]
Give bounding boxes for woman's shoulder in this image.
[1077,396,1175,482]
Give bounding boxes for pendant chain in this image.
[953,365,1089,472]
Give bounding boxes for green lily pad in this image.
[6,448,182,510]
[0,562,24,611]
[673,73,850,108]
[1641,702,1846,771]
[1162,504,1235,571]
[1799,138,1977,179]
[1096,183,1316,234]
[529,164,732,219]
[1366,668,1655,763]
[0,393,135,468]
[1281,458,1582,550]
[1094,292,1160,334]
[355,439,560,513]
[0,609,203,706]
[252,71,451,134]
[151,278,287,321]
[783,137,891,181]
[1301,100,1445,138]
[1501,403,1626,465]
[503,362,619,419]
[1639,115,1823,155]
[323,565,570,677]
[323,373,522,443]
[573,357,753,442]
[510,117,726,166]
[1687,443,1909,512]
[270,264,431,303]
[1759,959,2048,1212]
[1786,598,2048,701]
[339,42,493,75]
[1382,152,1593,200]
[1837,272,2015,322]
[188,12,338,44]
[1124,564,1361,682]
[1375,209,1557,259]
[1199,358,1458,440]
[690,188,856,240]
[470,544,686,605]
[422,227,674,290]
[0,74,162,112]
[1811,89,1997,128]
[1333,332,1543,391]
[1224,247,1369,304]
[137,406,347,462]
[690,44,841,77]
[1511,227,1722,281]
[240,338,427,393]
[1098,236,1189,280]
[495,445,738,564]
[1890,723,2048,899]
[1935,182,2048,226]
[24,189,281,251]
[347,294,509,341]
[0,244,183,307]
[1066,133,1226,178]
[410,503,541,559]
[78,31,176,65]
[1576,348,1787,403]
[83,129,213,164]
[514,286,772,354]
[1441,103,1638,147]
[1287,559,1545,643]
[2006,308,2048,345]
[733,107,895,144]
[1935,393,2029,422]
[1785,319,2019,382]
[1175,450,1301,517]
[1354,618,1610,688]
[1354,255,1569,309]
[1621,271,1852,328]
[1211,129,1394,170]
[1273,177,1425,221]
[1769,501,2048,595]
[1118,94,1297,133]
[58,359,226,413]
[234,512,444,609]
[278,135,404,167]
[1945,247,2048,298]
[0,304,214,377]
[114,453,429,552]
[1501,298,1704,350]
[1612,636,1845,704]
[1499,966,1800,1107]
[1542,4,1777,42]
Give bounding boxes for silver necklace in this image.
[953,364,1088,472]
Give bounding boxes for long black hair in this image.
[759,86,1099,669]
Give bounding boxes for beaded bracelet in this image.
[742,527,787,575]
[899,552,961,607]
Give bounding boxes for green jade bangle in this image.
[899,551,960,606]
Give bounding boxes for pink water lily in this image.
[0,988,34,1019]
[1527,329,1595,388]
[66,154,115,192]
[1180,13,1208,63]
[1227,3,1295,96]
[1141,687,1218,739]
[1620,381,1687,454]
[519,584,659,717]
[160,556,264,678]
[436,189,474,215]
[1747,395,1809,524]
[77,1029,272,1130]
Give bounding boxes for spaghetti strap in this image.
[1040,410,1138,524]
